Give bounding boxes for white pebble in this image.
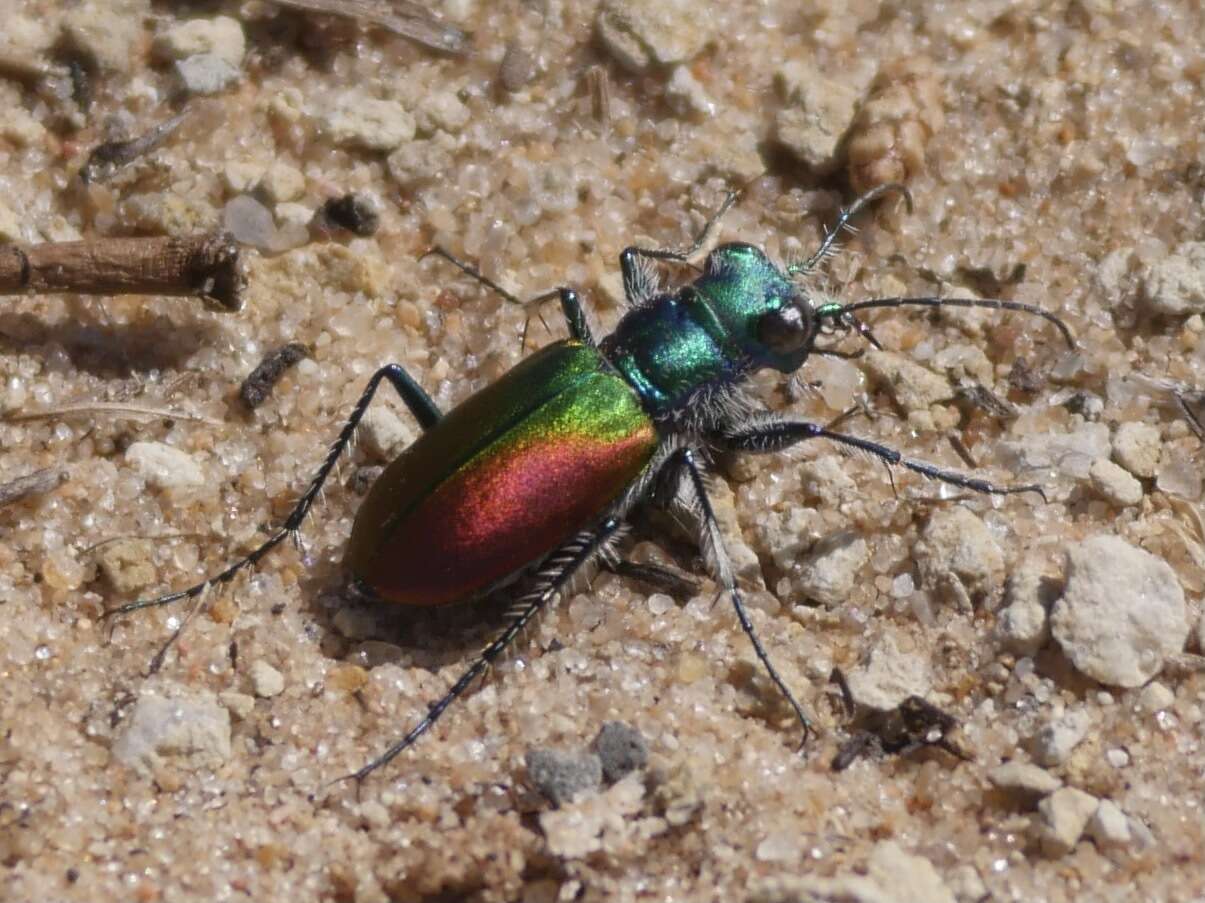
[322,95,416,152]
[1029,709,1092,767]
[250,660,285,698]
[1138,681,1175,712]
[113,685,231,773]
[845,632,932,711]
[1051,535,1189,687]
[1036,787,1099,857]
[1112,421,1161,479]
[153,15,246,67]
[1087,799,1133,847]
[1088,457,1144,507]
[125,440,205,491]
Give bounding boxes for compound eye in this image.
[757,302,812,354]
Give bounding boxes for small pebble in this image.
[94,538,156,594]
[1029,709,1092,767]
[176,53,241,95]
[250,660,285,698]
[525,747,603,806]
[595,0,713,73]
[865,841,956,903]
[1035,787,1099,857]
[1088,457,1144,507]
[360,406,417,462]
[863,350,955,412]
[996,559,1055,656]
[113,686,232,774]
[915,507,1004,609]
[797,532,869,608]
[774,60,859,174]
[61,0,147,73]
[1112,421,1161,479]
[997,423,1110,480]
[592,722,648,784]
[845,632,933,711]
[1137,681,1175,712]
[1086,799,1132,848]
[219,691,255,720]
[987,761,1062,804]
[321,95,416,152]
[1051,535,1189,688]
[1142,241,1205,316]
[153,15,246,67]
[125,441,205,492]
[498,41,537,92]
[223,195,278,250]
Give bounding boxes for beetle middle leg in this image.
[660,446,816,747]
[342,516,623,784]
[104,364,443,628]
[713,416,1047,501]
[421,246,593,346]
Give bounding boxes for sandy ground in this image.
[1,1,1203,901]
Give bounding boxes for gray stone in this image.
[223,195,278,250]
[526,747,603,806]
[845,633,932,711]
[592,722,648,784]
[113,686,231,773]
[1112,421,1161,479]
[1142,241,1205,316]
[1051,535,1189,687]
[1035,787,1099,857]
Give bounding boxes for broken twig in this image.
[0,233,246,311]
[0,467,69,508]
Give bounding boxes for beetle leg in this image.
[103,364,442,625]
[663,447,816,748]
[787,182,912,277]
[339,517,623,784]
[712,417,1048,501]
[619,190,739,305]
[421,246,593,346]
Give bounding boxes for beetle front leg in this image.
[619,190,739,306]
[341,516,624,784]
[104,364,443,627]
[660,447,816,747]
[712,417,1047,500]
[422,246,594,345]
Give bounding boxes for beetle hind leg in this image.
[103,365,444,662]
[663,447,817,748]
[340,517,623,785]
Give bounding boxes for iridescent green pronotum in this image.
[108,183,1075,782]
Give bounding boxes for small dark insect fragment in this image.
[239,342,310,409]
[315,194,380,237]
[832,694,972,771]
[80,111,189,184]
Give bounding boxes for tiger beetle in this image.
[106,182,1075,783]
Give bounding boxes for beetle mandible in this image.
[107,183,1075,782]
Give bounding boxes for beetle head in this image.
[695,242,819,373]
